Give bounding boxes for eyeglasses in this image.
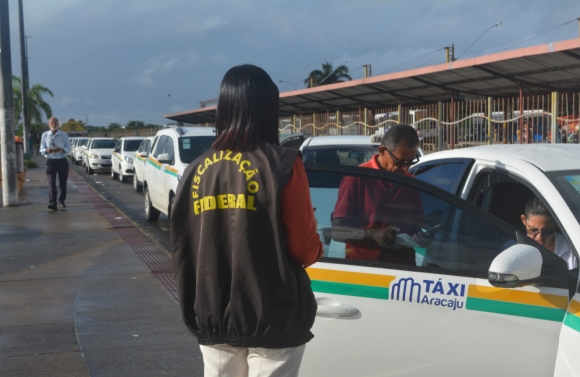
[525,226,555,239]
[386,148,420,167]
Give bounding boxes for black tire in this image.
[133,171,142,192]
[144,186,160,221]
[111,166,118,180]
[87,166,94,175]
[168,194,175,222]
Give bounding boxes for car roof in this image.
[120,136,146,140]
[303,135,381,147]
[157,126,215,137]
[421,144,580,172]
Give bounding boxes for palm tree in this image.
[12,76,53,124]
[304,61,352,88]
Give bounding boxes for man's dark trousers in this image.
[46,158,69,204]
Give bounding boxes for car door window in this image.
[153,136,168,158]
[307,166,568,283]
[411,158,473,195]
[164,137,175,164]
[113,141,121,153]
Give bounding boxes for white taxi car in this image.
[300,134,423,165]
[72,137,89,165]
[298,144,579,376]
[110,137,146,183]
[132,136,154,192]
[81,138,117,174]
[143,127,215,221]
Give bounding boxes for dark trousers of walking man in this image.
[46,158,68,208]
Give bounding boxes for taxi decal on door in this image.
[563,299,580,332]
[308,267,569,321]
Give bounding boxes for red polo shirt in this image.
[333,154,424,261]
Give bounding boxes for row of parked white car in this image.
[68,127,216,221]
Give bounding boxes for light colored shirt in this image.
[555,232,578,270]
[40,130,70,159]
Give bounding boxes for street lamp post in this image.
[278,80,297,90]
[456,22,502,61]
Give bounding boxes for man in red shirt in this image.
[332,124,431,264]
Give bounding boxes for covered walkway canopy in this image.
[165,39,580,124]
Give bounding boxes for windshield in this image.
[77,139,88,147]
[91,140,117,149]
[179,136,215,164]
[124,139,144,152]
[302,145,378,166]
[548,170,580,224]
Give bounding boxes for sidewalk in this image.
[0,155,203,376]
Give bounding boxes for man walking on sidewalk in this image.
[40,117,71,210]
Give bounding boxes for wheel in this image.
[133,171,142,192]
[168,194,175,221]
[144,186,160,221]
[111,166,118,180]
[87,167,94,175]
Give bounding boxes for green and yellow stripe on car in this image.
[135,154,146,163]
[113,152,123,163]
[308,268,396,300]
[465,285,568,322]
[563,299,580,332]
[147,156,179,177]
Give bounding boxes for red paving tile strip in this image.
[69,168,178,300]
[153,272,178,303]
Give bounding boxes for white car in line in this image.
[81,138,117,174]
[110,137,146,183]
[143,127,215,221]
[299,134,424,166]
[72,137,89,165]
[132,136,154,193]
[300,144,580,377]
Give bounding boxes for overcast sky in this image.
[7,0,580,127]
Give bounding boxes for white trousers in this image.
[199,343,306,377]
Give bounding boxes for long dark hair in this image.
[212,64,280,151]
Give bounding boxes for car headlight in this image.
[124,156,133,163]
[90,154,100,159]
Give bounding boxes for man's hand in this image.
[412,225,440,247]
[366,226,398,247]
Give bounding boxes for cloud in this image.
[133,51,198,87]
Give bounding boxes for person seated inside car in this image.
[521,196,578,270]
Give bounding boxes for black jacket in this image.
[171,142,317,348]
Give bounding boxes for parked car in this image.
[110,137,146,183]
[143,127,215,221]
[82,138,117,174]
[73,138,89,165]
[132,136,154,192]
[67,138,77,159]
[279,132,305,149]
[300,151,580,376]
[300,134,424,166]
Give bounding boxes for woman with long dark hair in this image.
[171,64,323,377]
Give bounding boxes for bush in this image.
[24,159,38,168]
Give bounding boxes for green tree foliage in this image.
[107,122,122,131]
[304,62,352,88]
[126,120,145,129]
[12,76,53,124]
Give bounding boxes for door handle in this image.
[316,297,358,317]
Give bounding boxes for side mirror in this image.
[318,228,332,245]
[82,145,88,150]
[157,153,171,164]
[488,244,542,288]
[138,151,149,158]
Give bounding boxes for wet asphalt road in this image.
[68,159,171,252]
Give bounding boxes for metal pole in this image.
[487,97,492,145]
[18,0,29,154]
[551,92,559,144]
[450,96,455,149]
[519,87,524,144]
[0,0,17,206]
[437,101,443,151]
[445,47,450,63]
